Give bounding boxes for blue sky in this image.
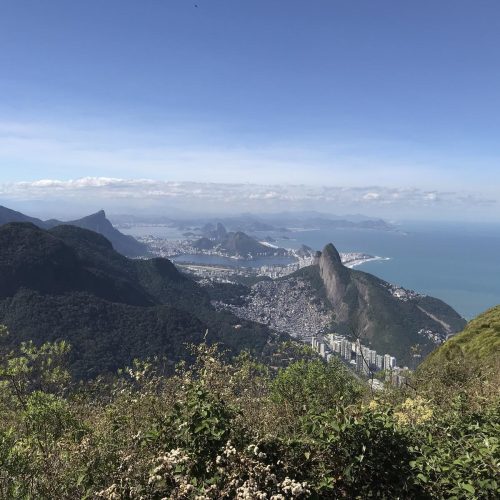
[1,0,499,218]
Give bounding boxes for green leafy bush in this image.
[0,324,498,499]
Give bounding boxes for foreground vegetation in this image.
[0,324,498,499]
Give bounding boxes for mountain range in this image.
[0,222,277,378]
[193,222,288,258]
[0,205,471,372]
[216,243,466,365]
[0,205,147,257]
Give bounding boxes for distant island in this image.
[113,211,398,235]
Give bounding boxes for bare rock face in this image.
[317,243,352,323]
[317,244,380,339]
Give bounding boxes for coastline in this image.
[344,256,391,269]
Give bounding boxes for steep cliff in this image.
[311,243,466,363]
[316,243,352,323]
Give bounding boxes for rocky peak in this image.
[318,243,350,284]
[322,243,343,267]
[74,210,113,230]
[316,243,352,320]
[85,210,107,221]
[215,222,227,239]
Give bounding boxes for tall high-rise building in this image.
[341,339,352,360]
[376,354,384,370]
[384,354,396,370]
[319,343,326,358]
[356,352,370,375]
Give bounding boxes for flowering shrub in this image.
[0,330,498,498]
[394,396,433,426]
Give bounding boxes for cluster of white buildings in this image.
[311,334,409,384]
[384,283,422,302]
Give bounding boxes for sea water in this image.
[272,221,500,320]
[123,221,500,319]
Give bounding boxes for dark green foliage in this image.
[301,408,422,497]
[0,290,205,378]
[408,404,499,498]
[160,382,234,476]
[53,210,148,257]
[343,269,467,363]
[0,205,148,257]
[271,357,364,419]
[0,205,47,227]
[0,326,499,498]
[0,223,277,378]
[203,282,250,305]
[24,391,77,441]
[0,330,498,499]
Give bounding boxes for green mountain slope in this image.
[0,205,147,257]
[0,205,48,227]
[50,210,148,257]
[294,244,466,364]
[0,223,277,378]
[422,305,500,369]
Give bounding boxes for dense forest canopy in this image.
[0,223,280,379]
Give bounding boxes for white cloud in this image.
[0,119,499,220]
[363,192,381,200]
[1,177,495,217]
[2,118,499,193]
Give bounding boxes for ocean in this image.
[270,221,500,320]
[122,221,500,319]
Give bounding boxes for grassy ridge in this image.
[423,305,500,368]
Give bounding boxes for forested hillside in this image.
[422,305,500,370]
[0,205,148,257]
[0,223,279,378]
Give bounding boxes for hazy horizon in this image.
[1,1,499,221]
[1,177,499,223]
